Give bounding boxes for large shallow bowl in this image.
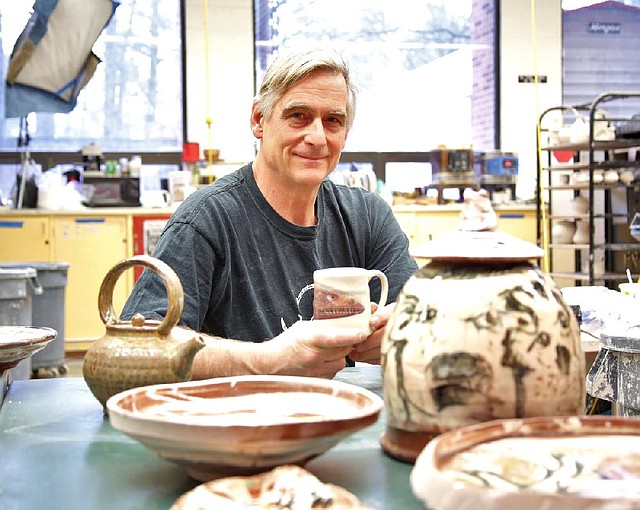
[0,326,57,373]
[107,375,383,481]
[411,415,640,510]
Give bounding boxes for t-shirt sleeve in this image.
[365,194,418,303]
[120,220,217,331]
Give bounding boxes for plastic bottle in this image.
[105,160,118,177]
[129,155,142,177]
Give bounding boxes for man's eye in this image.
[326,116,344,126]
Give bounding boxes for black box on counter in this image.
[83,176,140,207]
[428,149,475,184]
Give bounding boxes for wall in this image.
[500,0,562,200]
[184,0,255,165]
[471,0,497,151]
[184,0,564,197]
[563,2,640,114]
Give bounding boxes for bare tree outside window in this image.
[254,0,491,151]
[0,0,183,153]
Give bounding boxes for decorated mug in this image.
[312,267,389,332]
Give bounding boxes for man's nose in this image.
[304,118,326,144]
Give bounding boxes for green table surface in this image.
[0,367,426,510]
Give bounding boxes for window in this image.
[253,0,497,153]
[0,0,183,154]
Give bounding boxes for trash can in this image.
[0,262,69,377]
[0,266,39,380]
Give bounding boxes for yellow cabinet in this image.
[0,216,50,262]
[51,216,130,348]
[494,210,537,245]
[0,213,132,350]
[393,205,538,265]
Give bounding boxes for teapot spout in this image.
[172,335,206,380]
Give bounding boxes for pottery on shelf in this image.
[573,220,590,245]
[620,168,635,185]
[82,255,206,409]
[552,220,577,244]
[604,169,619,184]
[380,191,585,463]
[570,194,589,215]
[592,170,604,184]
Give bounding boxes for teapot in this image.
[380,190,585,463]
[83,255,206,409]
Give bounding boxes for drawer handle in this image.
[75,218,106,224]
[0,221,24,228]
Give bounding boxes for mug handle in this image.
[367,270,388,314]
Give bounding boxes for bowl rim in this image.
[106,374,384,432]
[411,415,640,509]
[0,326,57,348]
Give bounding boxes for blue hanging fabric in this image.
[4,0,119,118]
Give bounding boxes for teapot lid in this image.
[410,189,544,262]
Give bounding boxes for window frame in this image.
[0,0,187,167]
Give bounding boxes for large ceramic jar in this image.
[380,230,585,463]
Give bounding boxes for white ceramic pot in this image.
[604,169,619,184]
[570,195,589,215]
[573,220,589,244]
[380,231,585,463]
[620,169,635,185]
[552,220,577,244]
[572,170,589,184]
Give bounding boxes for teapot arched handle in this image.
[98,255,183,337]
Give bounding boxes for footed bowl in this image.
[107,374,383,481]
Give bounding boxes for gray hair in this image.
[254,47,357,130]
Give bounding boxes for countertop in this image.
[0,366,423,510]
[0,202,537,217]
[0,205,178,216]
[391,202,537,213]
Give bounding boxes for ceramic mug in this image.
[312,267,389,331]
[141,189,172,208]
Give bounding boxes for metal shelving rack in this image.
[537,91,640,287]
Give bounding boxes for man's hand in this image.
[262,320,368,379]
[191,306,392,380]
[347,303,394,365]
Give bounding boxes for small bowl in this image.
[0,326,57,373]
[411,415,640,510]
[107,375,383,481]
[203,149,220,161]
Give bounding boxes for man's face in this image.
[252,70,349,188]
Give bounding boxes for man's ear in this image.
[250,102,264,139]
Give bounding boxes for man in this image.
[121,47,418,379]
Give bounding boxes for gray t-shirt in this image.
[122,163,418,341]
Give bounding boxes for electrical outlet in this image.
[518,74,547,83]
